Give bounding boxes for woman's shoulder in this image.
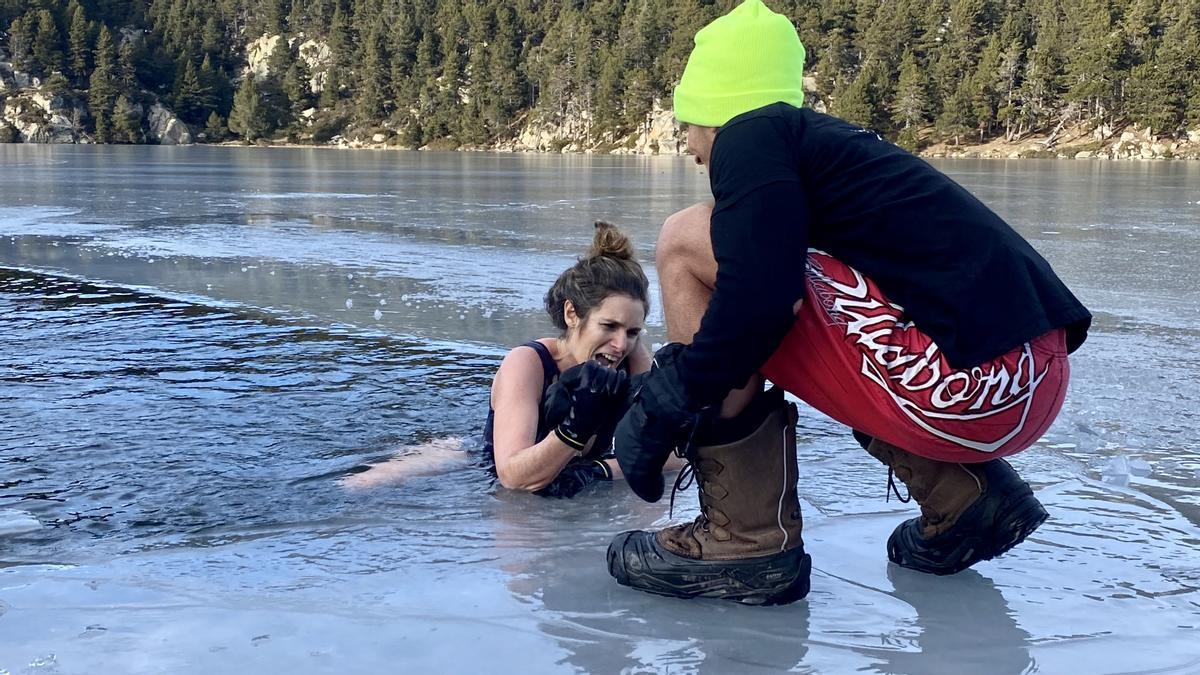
[502,338,556,363]
[494,338,557,383]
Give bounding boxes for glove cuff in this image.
[554,425,588,451]
[593,459,613,481]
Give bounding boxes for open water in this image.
[1,145,1198,674]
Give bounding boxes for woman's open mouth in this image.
[594,353,620,367]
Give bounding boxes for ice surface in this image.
[1,148,1197,674]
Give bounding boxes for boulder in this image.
[146,103,192,145]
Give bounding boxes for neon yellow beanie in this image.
[673,0,806,128]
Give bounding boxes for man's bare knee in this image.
[657,202,715,273]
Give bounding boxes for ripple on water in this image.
[0,268,495,561]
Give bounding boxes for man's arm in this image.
[679,122,811,407]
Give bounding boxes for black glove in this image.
[535,459,613,498]
[613,343,708,503]
[550,360,630,451]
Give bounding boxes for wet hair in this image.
[544,221,651,332]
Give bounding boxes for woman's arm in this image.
[491,346,582,492]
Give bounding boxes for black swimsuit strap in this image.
[520,341,560,396]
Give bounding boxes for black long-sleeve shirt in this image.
[680,104,1092,407]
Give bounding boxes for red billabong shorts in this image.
[761,250,1070,463]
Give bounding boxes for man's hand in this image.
[613,343,707,502]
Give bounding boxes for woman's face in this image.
[564,294,646,369]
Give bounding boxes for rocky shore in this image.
[4,53,1198,160]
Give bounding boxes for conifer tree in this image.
[32,9,66,76]
[118,39,139,92]
[205,110,228,141]
[319,61,343,108]
[891,51,929,132]
[355,23,391,124]
[228,75,270,140]
[409,29,439,139]
[969,35,1004,140]
[283,57,313,118]
[7,16,32,73]
[201,16,225,67]
[198,54,227,115]
[260,39,294,128]
[327,6,352,74]
[88,25,119,142]
[389,0,420,106]
[938,76,977,144]
[486,4,522,131]
[832,70,875,129]
[1063,0,1119,119]
[67,4,93,85]
[173,59,209,123]
[1015,4,1065,133]
[112,94,142,143]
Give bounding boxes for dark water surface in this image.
[1,146,1198,674]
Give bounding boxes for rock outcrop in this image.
[504,105,685,155]
[0,87,86,143]
[245,34,331,95]
[146,103,193,145]
[923,122,1200,161]
[297,39,331,94]
[1,57,192,145]
[245,34,284,80]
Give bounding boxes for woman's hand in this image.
[550,361,630,451]
[535,458,613,498]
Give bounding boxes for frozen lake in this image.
[1,145,1198,674]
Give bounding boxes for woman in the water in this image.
[345,221,676,497]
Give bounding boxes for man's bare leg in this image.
[657,202,761,418]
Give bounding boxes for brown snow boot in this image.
[866,439,1048,575]
[607,388,811,605]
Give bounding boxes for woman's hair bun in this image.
[588,220,635,261]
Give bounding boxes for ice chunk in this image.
[345,298,353,309]
[0,509,41,536]
[373,309,383,320]
[1101,456,1130,486]
[1128,458,1152,477]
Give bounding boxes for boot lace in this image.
[666,414,707,520]
[668,460,697,520]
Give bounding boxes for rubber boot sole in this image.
[607,530,812,606]
[887,461,1049,576]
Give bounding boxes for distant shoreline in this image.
[163,139,1199,161]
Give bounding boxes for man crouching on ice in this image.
[605,0,1091,605]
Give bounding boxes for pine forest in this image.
[2,0,1199,154]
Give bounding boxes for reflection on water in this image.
[1,146,1199,673]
